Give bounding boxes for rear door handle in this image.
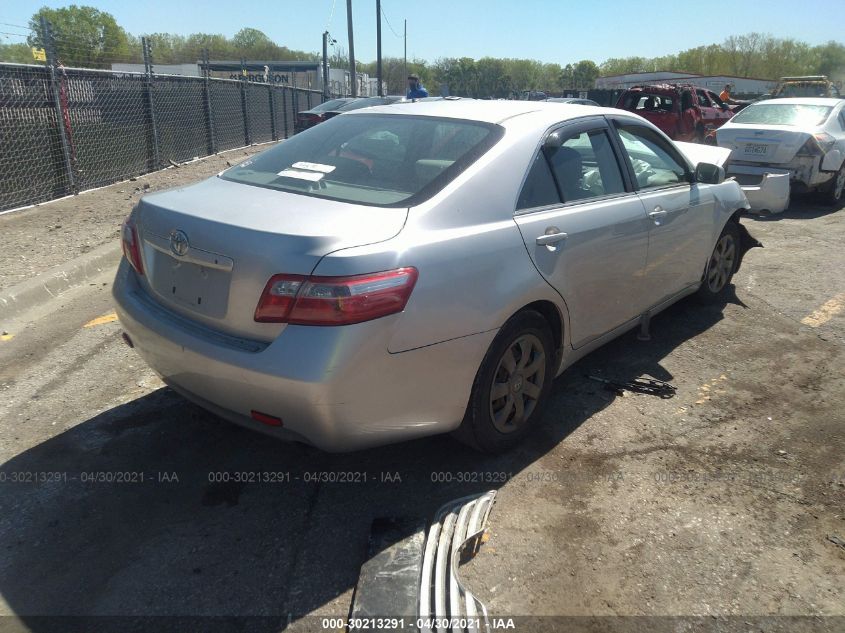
[536,228,568,246]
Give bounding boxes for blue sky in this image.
[2,0,841,65]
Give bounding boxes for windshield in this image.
[732,103,833,127]
[221,113,502,207]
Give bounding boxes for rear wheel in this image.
[454,311,555,453]
[821,164,845,206]
[696,221,740,302]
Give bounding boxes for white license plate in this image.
[744,143,770,156]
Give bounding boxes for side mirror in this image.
[694,162,725,185]
[543,131,564,153]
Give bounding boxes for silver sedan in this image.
[113,100,755,452]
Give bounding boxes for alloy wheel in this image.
[706,233,736,293]
[489,334,546,433]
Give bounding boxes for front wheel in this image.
[696,221,740,302]
[454,310,555,453]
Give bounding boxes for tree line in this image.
[1,5,843,97]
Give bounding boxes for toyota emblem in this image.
[169,230,189,257]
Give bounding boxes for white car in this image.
[716,98,845,211]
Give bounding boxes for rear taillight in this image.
[798,133,836,156]
[121,216,144,275]
[254,267,418,325]
[814,132,836,153]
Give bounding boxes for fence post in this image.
[142,37,161,169]
[268,86,277,141]
[281,87,289,139]
[202,48,216,154]
[240,57,251,146]
[40,17,77,195]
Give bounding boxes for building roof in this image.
[204,60,320,72]
[598,71,697,79]
[598,71,775,83]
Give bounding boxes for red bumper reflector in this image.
[250,410,283,427]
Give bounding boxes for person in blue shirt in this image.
[406,73,429,99]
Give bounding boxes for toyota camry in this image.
[113,100,755,452]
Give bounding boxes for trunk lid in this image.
[134,176,408,340]
[716,124,813,164]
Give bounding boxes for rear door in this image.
[609,119,715,305]
[513,117,651,349]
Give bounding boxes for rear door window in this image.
[624,93,674,113]
[517,153,560,210]
[548,130,626,202]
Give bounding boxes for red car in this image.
[615,84,734,142]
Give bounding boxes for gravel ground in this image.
[0,176,842,632]
[0,145,270,291]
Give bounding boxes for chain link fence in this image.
[0,62,324,212]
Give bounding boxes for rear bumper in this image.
[113,260,496,452]
[726,165,791,214]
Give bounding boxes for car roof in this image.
[751,97,843,106]
[347,98,609,125]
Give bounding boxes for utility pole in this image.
[376,0,383,96]
[403,19,407,86]
[322,31,330,98]
[346,0,357,97]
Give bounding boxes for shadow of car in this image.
[0,291,738,628]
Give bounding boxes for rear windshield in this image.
[732,103,833,127]
[221,114,503,207]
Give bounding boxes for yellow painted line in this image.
[801,293,845,328]
[83,311,118,328]
[0,333,13,341]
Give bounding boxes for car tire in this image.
[453,310,556,453]
[820,164,845,206]
[696,221,741,303]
